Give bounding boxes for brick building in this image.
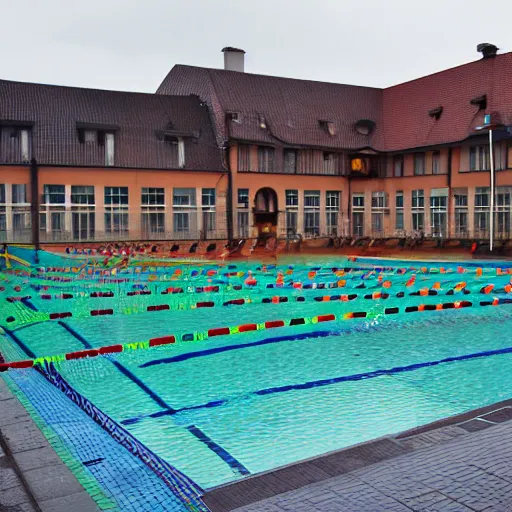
[1,44,512,244]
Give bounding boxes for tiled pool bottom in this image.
[3,369,199,512]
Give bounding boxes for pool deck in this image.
[205,399,512,512]
[0,377,99,512]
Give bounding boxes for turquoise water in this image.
[3,250,512,490]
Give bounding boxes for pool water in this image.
[2,249,512,492]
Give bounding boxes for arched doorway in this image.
[254,187,278,241]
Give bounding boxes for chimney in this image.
[222,47,245,72]
[477,43,498,59]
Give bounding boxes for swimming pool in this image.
[2,248,512,504]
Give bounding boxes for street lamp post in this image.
[476,114,496,252]
[488,127,495,251]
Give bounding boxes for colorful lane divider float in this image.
[2,296,512,372]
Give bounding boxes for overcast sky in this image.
[2,0,511,93]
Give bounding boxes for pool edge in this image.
[203,398,512,512]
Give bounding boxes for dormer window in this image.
[470,95,487,111]
[259,116,267,130]
[164,135,186,168]
[77,123,118,167]
[84,130,96,143]
[428,107,443,120]
[319,120,336,136]
[354,119,376,136]
[1,125,31,162]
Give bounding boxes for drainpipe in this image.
[347,175,352,236]
[30,157,40,263]
[447,147,452,238]
[224,145,234,242]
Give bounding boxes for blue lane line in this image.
[20,297,38,312]
[187,425,250,476]
[58,321,175,413]
[139,330,334,368]
[122,341,512,426]
[1,326,37,359]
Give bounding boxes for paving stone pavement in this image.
[232,419,512,512]
[0,376,99,512]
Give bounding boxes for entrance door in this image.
[254,188,278,238]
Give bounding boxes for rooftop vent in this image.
[222,47,246,72]
[428,107,443,120]
[259,115,267,130]
[470,94,487,110]
[354,119,376,136]
[319,120,336,136]
[226,111,241,123]
[477,43,498,59]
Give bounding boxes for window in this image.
[202,188,216,237]
[453,191,467,237]
[286,190,298,207]
[304,190,320,236]
[371,192,386,235]
[395,191,404,230]
[371,191,387,209]
[237,188,249,208]
[173,188,196,207]
[283,149,297,173]
[178,137,185,168]
[20,129,30,161]
[469,145,490,171]
[474,187,490,238]
[202,188,215,207]
[432,151,441,174]
[84,130,96,143]
[105,133,115,166]
[237,211,249,238]
[430,189,448,237]
[173,188,196,237]
[414,153,426,175]
[12,184,27,204]
[104,186,128,235]
[393,155,403,177]
[323,152,338,175]
[141,188,165,236]
[238,144,251,172]
[495,187,511,239]
[352,194,365,208]
[142,188,165,206]
[71,186,95,241]
[71,186,94,205]
[0,184,5,204]
[285,190,298,235]
[352,193,365,236]
[105,187,128,205]
[412,189,424,232]
[258,146,275,173]
[43,185,65,205]
[326,191,340,235]
[0,185,6,241]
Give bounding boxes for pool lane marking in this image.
[139,330,334,368]
[121,341,512,426]
[58,320,175,413]
[1,326,37,359]
[186,425,250,476]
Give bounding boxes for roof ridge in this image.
[172,64,383,91]
[384,50,512,90]
[0,78,201,100]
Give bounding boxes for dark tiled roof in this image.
[382,52,512,151]
[157,66,383,150]
[0,79,224,170]
[157,52,512,152]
